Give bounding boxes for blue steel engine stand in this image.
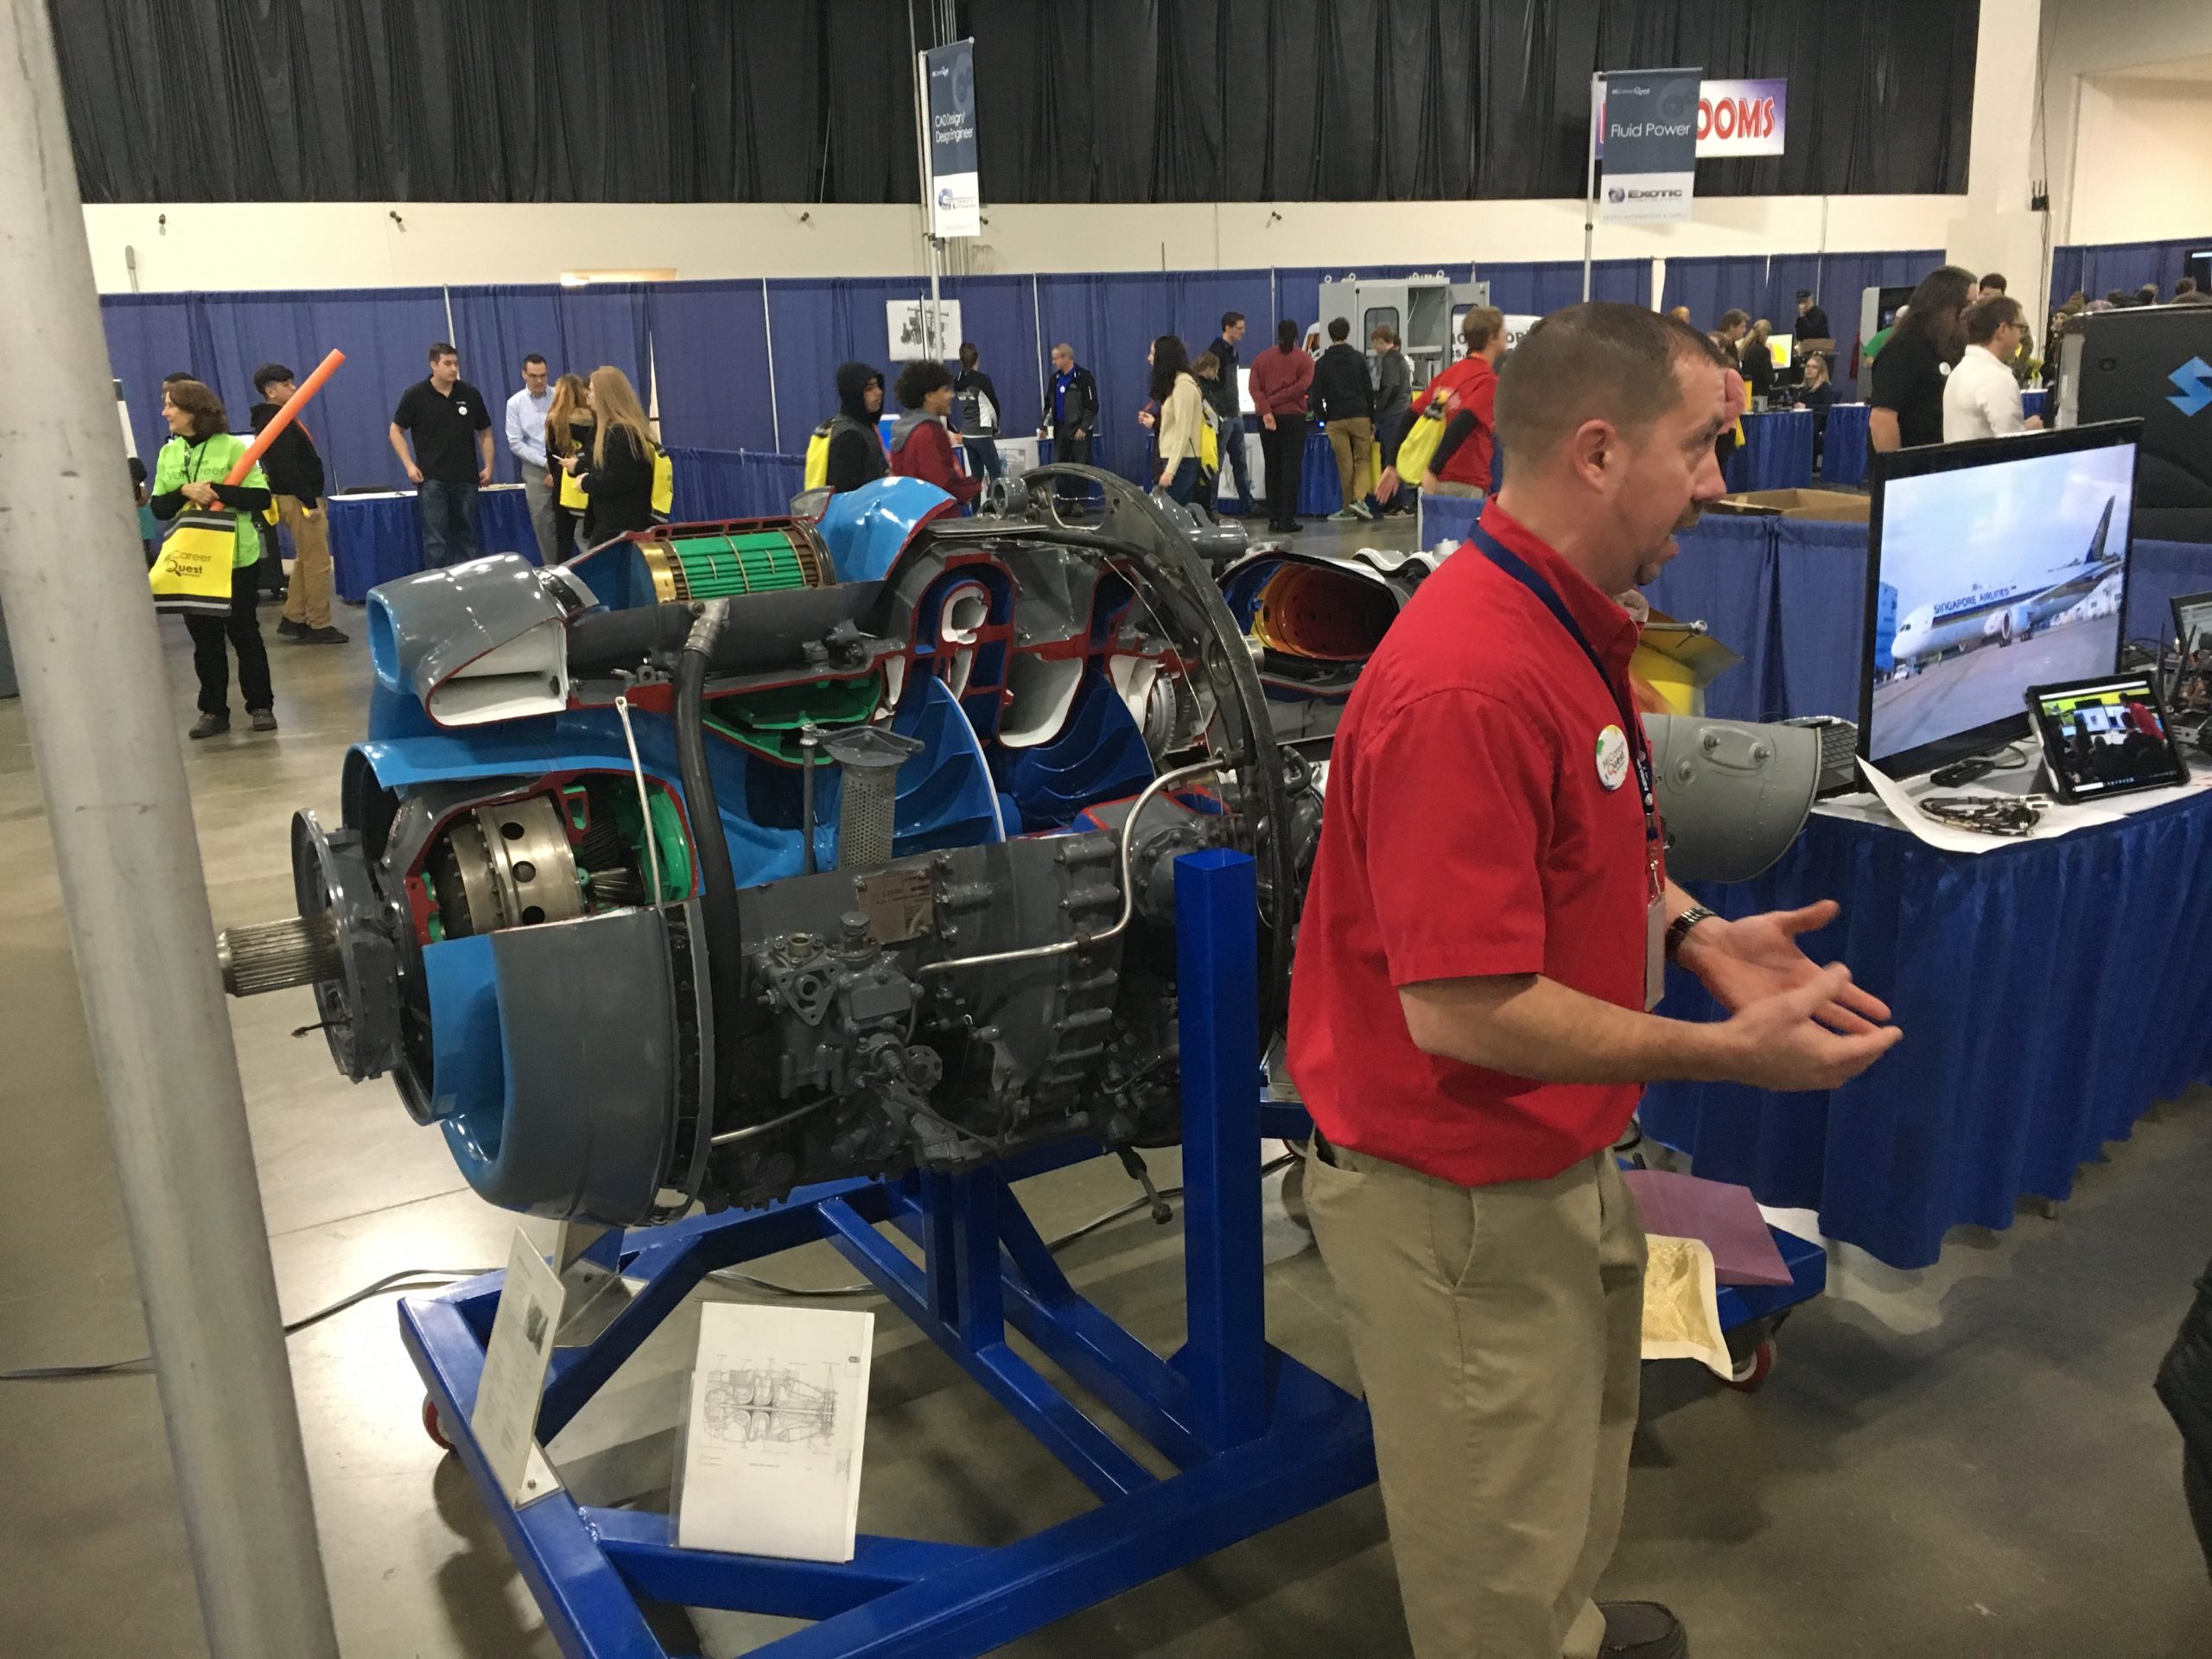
[398,849,1378,1657]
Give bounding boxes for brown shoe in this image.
[188,711,229,740]
[248,709,278,733]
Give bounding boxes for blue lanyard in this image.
[1467,522,1661,867]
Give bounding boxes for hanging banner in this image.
[1597,78,1787,159]
[923,41,980,239]
[1695,79,1788,156]
[1598,67,1702,225]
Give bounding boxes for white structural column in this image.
[0,4,341,1656]
[1948,0,2053,329]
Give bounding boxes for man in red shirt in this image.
[1374,305,1506,512]
[1289,303,1900,1659]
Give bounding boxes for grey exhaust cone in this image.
[1643,716,1821,883]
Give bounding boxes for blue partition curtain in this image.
[99,244,2091,496]
[2049,236,2212,305]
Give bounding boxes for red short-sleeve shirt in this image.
[1286,503,1658,1186]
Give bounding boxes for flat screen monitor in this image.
[1859,420,2143,779]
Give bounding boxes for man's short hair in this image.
[429,341,457,363]
[2178,276,2201,296]
[252,362,295,396]
[522,353,547,369]
[1796,289,1814,302]
[1460,306,1505,353]
[1496,302,1725,465]
[1978,272,2008,295]
[1052,342,1074,360]
[1370,322,1398,346]
[2139,283,2161,304]
[894,359,954,410]
[1220,310,1244,333]
[1326,316,1351,342]
[1964,295,2024,345]
[1717,308,1749,332]
[162,371,195,386]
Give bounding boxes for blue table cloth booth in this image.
[327,486,539,603]
[2023,387,2048,423]
[1725,409,1817,493]
[1824,404,1871,486]
[1640,788,2212,1269]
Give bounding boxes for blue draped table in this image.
[327,486,538,603]
[1823,404,1870,486]
[1726,409,1816,493]
[2024,387,2048,421]
[1641,785,2212,1268]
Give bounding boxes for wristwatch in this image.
[1665,905,1717,961]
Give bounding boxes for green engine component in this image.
[607,784,694,905]
[641,527,833,602]
[704,672,884,766]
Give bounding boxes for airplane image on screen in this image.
[1886,497,2121,678]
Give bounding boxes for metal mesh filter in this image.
[823,727,925,870]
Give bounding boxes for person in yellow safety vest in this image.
[149,378,277,741]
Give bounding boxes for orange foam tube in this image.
[223,348,345,486]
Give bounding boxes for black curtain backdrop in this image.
[54,0,1976,206]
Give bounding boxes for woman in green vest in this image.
[150,380,277,739]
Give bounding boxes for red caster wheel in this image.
[1725,1337,1777,1393]
[422,1395,456,1452]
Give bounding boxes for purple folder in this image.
[1622,1168,1796,1287]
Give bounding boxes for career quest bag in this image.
[1393,397,1452,483]
[651,448,675,524]
[1198,402,1222,474]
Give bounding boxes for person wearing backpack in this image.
[807,363,887,493]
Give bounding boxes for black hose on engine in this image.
[674,601,747,1139]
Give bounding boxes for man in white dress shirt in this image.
[505,353,556,562]
[1942,296,2043,443]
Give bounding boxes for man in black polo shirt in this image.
[388,341,495,567]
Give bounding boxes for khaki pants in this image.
[276,494,332,630]
[1306,1145,1645,1659]
[1327,416,1374,504]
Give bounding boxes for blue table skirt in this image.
[328,486,539,603]
[1725,409,1816,493]
[1641,786,2212,1269]
[1823,404,1870,487]
[2023,387,2048,421]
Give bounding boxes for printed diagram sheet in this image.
[677,1303,874,1562]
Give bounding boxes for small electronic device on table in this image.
[2024,672,2192,803]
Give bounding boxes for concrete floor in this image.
[3,526,2210,1657]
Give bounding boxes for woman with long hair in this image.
[1148,335,1205,505]
[149,379,277,739]
[544,372,594,557]
[1870,264,1975,452]
[560,366,657,545]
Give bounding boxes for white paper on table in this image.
[1852,757,2120,855]
[677,1303,874,1563]
[1640,1234,1733,1380]
[470,1228,568,1507]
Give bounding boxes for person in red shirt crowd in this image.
[887,360,982,509]
[1289,302,1901,1659]
[1246,317,1316,533]
[1374,304,1507,512]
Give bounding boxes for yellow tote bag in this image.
[651,448,674,523]
[149,510,238,618]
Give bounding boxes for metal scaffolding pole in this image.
[0,6,341,1656]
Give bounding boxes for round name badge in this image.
[1594,724,1630,791]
